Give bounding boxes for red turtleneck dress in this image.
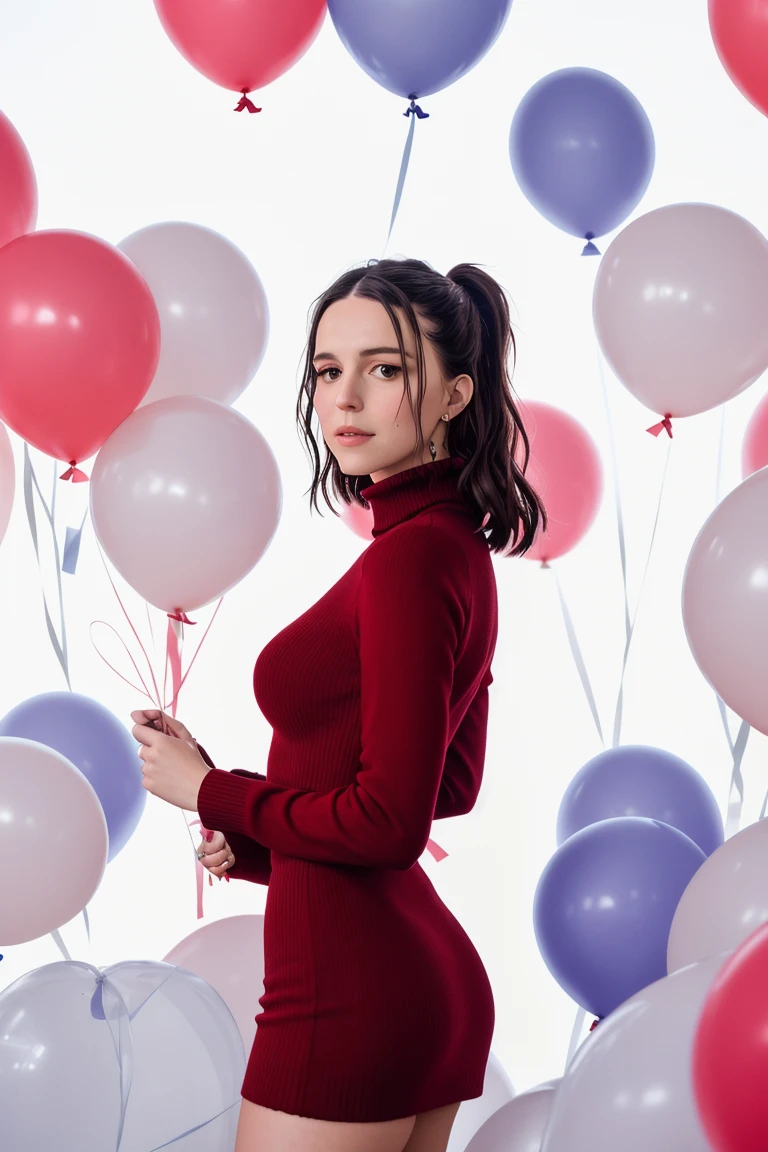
[195,455,498,1123]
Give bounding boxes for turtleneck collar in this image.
[359,456,468,538]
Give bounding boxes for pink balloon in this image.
[89,395,282,614]
[117,222,270,407]
[594,203,768,421]
[0,737,108,944]
[163,913,266,1056]
[682,466,768,736]
[517,400,603,562]
[153,0,326,93]
[741,391,768,478]
[339,499,374,541]
[0,422,14,548]
[0,110,37,249]
[0,230,160,469]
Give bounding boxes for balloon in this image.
[447,1053,516,1152]
[741,391,768,478]
[709,0,768,121]
[154,0,326,94]
[117,222,269,407]
[517,400,603,562]
[0,109,37,250]
[163,914,266,1056]
[0,738,108,945]
[541,952,727,1152]
[465,1081,559,1152]
[667,817,768,973]
[0,420,14,547]
[0,692,144,862]
[0,230,160,468]
[509,68,654,249]
[0,959,244,1150]
[557,745,723,856]
[328,0,513,99]
[89,395,282,615]
[693,921,768,1152]
[534,817,706,1018]
[593,203,768,420]
[682,466,768,736]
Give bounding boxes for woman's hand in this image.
[131,709,211,811]
[197,829,235,878]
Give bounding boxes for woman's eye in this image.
[316,364,401,382]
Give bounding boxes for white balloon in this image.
[465,1081,559,1152]
[118,221,269,407]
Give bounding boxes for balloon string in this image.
[712,402,753,835]
[22,445,72,689]
[382,96,429,256]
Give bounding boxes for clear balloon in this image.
[118,222,269,407]
[557,745,723,856]
[509,68,654,247]
[668,817,768,974]
[89,395,282,615]
[541,953,728,1152]
[0,691,144,862]
[682,466,768,736]
[154,0,326,93]
[328,0,513,99]
[0,420,14,548]
[693,921,768,1152]
[0,108,36,249]
[0,230,160,467]
[593,203,768,419]
[534,817,706,1018]
[163,914,266,1056]
[465,1081,559,1152]
[0,738,108,945]
[0,959,244,1151]
[517,400,603,562]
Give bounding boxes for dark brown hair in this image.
[295,257,547,557]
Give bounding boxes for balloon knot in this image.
[540,560,551,570]
[646,414,674,439]
[234,88,262,114]
[167,610,197,625]
[404,95,429,119]
[59,460,89,482]
[581,233,600,256]
[589,1016,603,1032]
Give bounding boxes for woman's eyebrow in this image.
[313,346,416,361]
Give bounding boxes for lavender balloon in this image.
[509,68,654,250]
[327,0,513,99]
[557,745,723,856]
[534,817,706,1019]
[0,691,144,862]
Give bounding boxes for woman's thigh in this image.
[235,1099,417,1152]
[401,1103,462,1152]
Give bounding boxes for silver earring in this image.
[428,414,450,462]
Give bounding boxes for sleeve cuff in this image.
[197,766,263,837]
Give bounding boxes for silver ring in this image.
[197,850,205,860]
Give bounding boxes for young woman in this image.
[136,258,545,1152]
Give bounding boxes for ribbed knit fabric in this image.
[196,455,498,1122]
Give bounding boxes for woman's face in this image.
[312,294,472,484]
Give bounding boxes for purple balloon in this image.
[327,0,514,99]
[534,817,706,1019]
[509,67,655,247]
[0,692,144,862]
[557,745,724,857]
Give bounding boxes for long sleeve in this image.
[433,672,492,819]
[196,743,272,886]
[196,525,470,870]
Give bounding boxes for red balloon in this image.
[709,0,768,119]
[517,400,603,562]
[153,0,327,94]
[692,920,768,1152]
[0,230,160,469]
[0,110,37,249]
[742,391,768,478]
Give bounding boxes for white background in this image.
[1,0,767,1096]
